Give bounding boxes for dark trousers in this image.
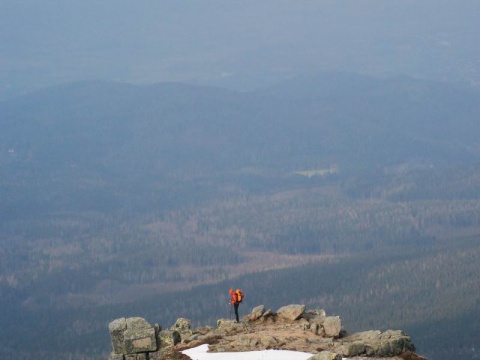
[234,303,239,322]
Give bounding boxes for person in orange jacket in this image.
[229,288,244,323]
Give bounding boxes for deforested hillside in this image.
[0,74,479,359]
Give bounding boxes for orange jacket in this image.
[229,288,237,304]
[229,288,244,304]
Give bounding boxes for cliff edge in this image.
[107,304,427,360]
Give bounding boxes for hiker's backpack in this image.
[235,289,244,303]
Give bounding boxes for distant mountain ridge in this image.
[1,73,478,216]
[2,74,479,176]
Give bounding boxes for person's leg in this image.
[234,303,239,322]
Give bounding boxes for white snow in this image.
[182,343,314,360]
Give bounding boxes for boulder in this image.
[304,309,327,330]
[108,317,158,355]
[340,329,415,357]
[109,318,127,354]
[124,326,157,353]
[262,309,274,318]
[171,318,191,331]
[277,304,306,321]
[323,316,342,337]
[126,317,151,330]
[158,330,181,347]
[336,341,365,357]
[250,305,266,320]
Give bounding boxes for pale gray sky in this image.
[1,0,479,97]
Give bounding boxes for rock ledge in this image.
[107,304,427,360]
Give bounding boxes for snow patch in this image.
[182,343,314,360]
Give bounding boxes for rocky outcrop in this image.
[277,304,306,320]
[106,304,427,360]
[338,330,417,358]
[108,317,159,359]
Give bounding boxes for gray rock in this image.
[307,351,342,360]
[336,341,365,356]
[217,318,240,329]
[250,305,266,320]
[126,317,151,330]
[303,309,326,319]
[158,330,181,347]
[172,330,181,345]
[262,309,274,318]
[124,354,148,360]
[298,317,309,328]
[185,333,201,342]
[109,318,127,354]
[216,318,230,328]
[107,305,423,360]
[108,317,159,355]
[305,309,327,331]
[342,329,415,357]
[277,304,306,321]
[125,353,148,360]
[306,337,334,348]
[323,316,342,337]
[124,326,157,354]
[172,318,191,331]
[385,330,414,354]
[108,352,124,360]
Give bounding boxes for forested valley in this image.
[0,74,479,360]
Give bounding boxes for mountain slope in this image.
[0,74,479,360]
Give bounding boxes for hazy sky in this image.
[1,0,479,96]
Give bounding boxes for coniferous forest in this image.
[0,75,479,360]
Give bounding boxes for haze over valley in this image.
[0,2,479,360]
